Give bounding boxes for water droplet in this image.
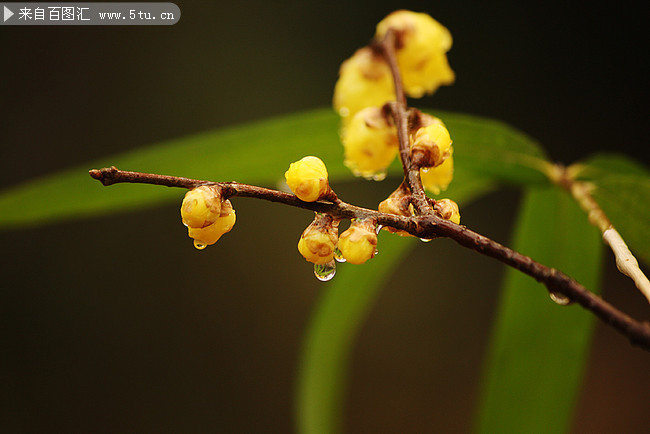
[373,248,379,256]
[375,224,383,234]
[334,247,346,263]
[419,237,433,243]
[549,291,573,306]
[193,240,207,250]
[314,260,337,282]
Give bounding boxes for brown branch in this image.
[379,29,432,215]
[87,28,650,352]
[89,166,650,351]
[89,166,207,189]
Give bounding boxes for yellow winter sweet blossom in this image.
[185,198,236,249]
[411,123,453,168]
[298,217,338,264]
[421,154,454,195]
[342,106,399,180]
[376,10,455,98]
[180,185,222,228]
[435,198,461,224]
[338,220,378,264]
[285,156,330,202]
[333,47,396,124]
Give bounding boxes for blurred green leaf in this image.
[436,110,551,186]
[572,153,650,265]
[573,152,649,178]
[0,109,341,229]
[0,108,547,229]
[296,233,416,434]
[475,186,603,434]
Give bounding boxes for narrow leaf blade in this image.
[0,109,342,228]
[295,178,493,434]
[475,186,603,433]
[434,111,551,186]
[0,108,548,229]
[296,233,416,434]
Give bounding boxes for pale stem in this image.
[603,228,650,303]
[549,163,650,305]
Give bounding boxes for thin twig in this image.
[380,29,433,215]
[89,166,650,350]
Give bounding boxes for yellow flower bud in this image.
[378,186,413,237]
[338,220,378,264]
[421,154,454,195]
[435,198,461,224]
[187,200,236,249]
[376,10,455,98]
[417,113,445,129]
[181,185,221,228]
[378,196,408,217]
[285,156,330,202]
[411,123,453,168]
[298,216,338,264]
[343,106,399,180]
[333,47,396,123]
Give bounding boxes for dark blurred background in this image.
[1,1,649,432]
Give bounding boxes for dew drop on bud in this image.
[334,247,346,263]
[419,237,433,243]
[549,291,573,306]
[314,260,337,282]
[193,240,207,250]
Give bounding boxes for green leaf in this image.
[0,109,341,229]
[475,186,603,434]
[434,110,551,186]
[572,153,650,265]
[0,108,547,229]
[295,233,416,434]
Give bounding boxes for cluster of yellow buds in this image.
[285,156,381,279]
[334,10,454,123]
[175,10,461,282]
[181,185,236,250]
[375,10,455,98]
[333,10,456,188]
[378,181,461,237]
